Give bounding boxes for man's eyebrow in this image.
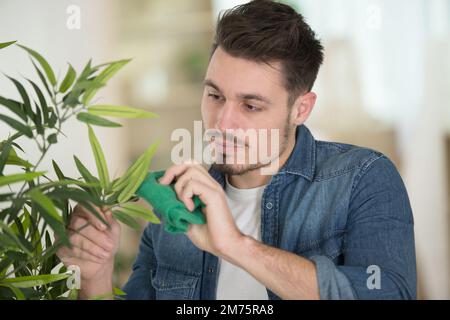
[203,79,221,92]
[237,93,272,105]
[203,79,273,105]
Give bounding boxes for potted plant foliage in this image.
[0,40,160,300]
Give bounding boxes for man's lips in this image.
[213,139,246,149]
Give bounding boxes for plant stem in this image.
[16,144,49,198]
[16,91,69,198]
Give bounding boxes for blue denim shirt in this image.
[122,125,416,300]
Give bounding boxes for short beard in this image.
[211,161,264,176]
[211,120,293,176]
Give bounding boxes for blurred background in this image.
[0,0,449,299]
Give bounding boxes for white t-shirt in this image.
[216,177,269,300]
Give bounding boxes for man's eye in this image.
[208,93,221,101]
[244,104,260,112]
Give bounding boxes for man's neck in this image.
[228,135,296,189]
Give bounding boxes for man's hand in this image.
[56,204,121,299]
[159,162,320,299]
[159,162,243,257]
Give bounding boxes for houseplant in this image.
[0,40,160,299]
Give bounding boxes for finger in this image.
[179,179,216,211]
[186,222,203,237]
[189,164,217,185]
[69,217,115,252]
[68,232,111,259]
[58,255,77,267]
[174,166,217,196]
[74,204,108,231]
[68,215,90,232]
[158,163,192,185]
[58,254,83,268]
[67,246,108,264]
[173,168,197,196]
[57,244,107,264]
[71,233,113,260]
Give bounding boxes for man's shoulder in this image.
[313,139,390,182]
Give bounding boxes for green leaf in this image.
[119,203,160,224]
[0,96,27,122]
[28,79,49,123]
[0,139,13,174]
[28,188,68,246]
[5,76,33,117]
[87,105,158,119]
[0,258,12,277]
[48,109,57,128]
[62,80,104,108]
[114,287,126,296]
[73,156,97,183]
[0,274,70,288]
[117,144,157,203]
[0,284,25,300]
[0,41,16,50]
[27,205,41,250]
[21,209,31,235]
[59,63,76,93]
[32,101,44,135]
[11,217,25,237]
[41,231,56,275]
[76,112,121,127]
[78,59,99,83]
[113,142,159,194]
[0,221,33,255]
[112,210,141,230]
[48,187,102,207]
[11,142,24,153]
[1,140,33,169]
[0,114,33,138]
[82,59,131,105]
[73,155,101,198]
[67,288,79,300]
[30,59,52,98]
[47,187,107,228]
[17,44,57,86]
[37,179,100,191]
[0,171,45,187]
[88,126,110,190]
[0,193,14,201]
[79,59,93,80]
[5,154,33,168]
[47,133,57,144]
[3,143,17,157]
[72,80,104,92]
[0,234,20,254]
[52,160,65,181]
[27,189,63,223]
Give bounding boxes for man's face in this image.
[201,47,295,175]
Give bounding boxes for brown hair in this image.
[211,0,324,106]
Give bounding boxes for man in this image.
[57,0,416,300]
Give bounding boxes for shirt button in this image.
[266,202,273,209]
[208,267,214,273]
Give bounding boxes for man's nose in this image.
[216,103,239,132]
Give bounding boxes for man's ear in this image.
[290,92,317,126]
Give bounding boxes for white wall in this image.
[0,0,129,184]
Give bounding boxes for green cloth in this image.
[136,170,206,234]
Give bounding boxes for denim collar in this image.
[208,124,316,185]
[277,124,316,181]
